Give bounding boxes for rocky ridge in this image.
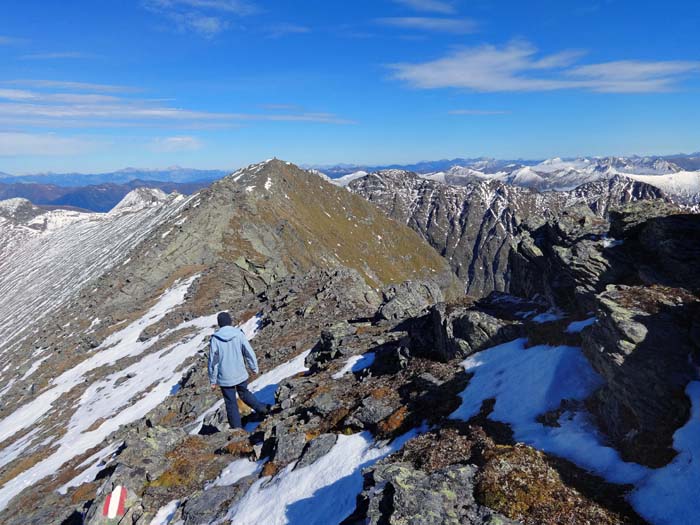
[348,170,665,297]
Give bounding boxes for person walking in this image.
[208,312,270,429]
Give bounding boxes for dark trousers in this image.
[221,381,267,429]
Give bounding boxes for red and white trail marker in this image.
[102,485,127,519]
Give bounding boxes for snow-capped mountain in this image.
[347,170,666,297]
[0,189,189,357]
[417,156,700,204]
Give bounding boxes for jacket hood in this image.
[213,325,239,342]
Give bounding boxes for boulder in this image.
[347,462,516,525]
[414,303,522,362]
[295,433,338,470]
[349,397,396,428]
[378,280,444,321]
[305,321,357,369]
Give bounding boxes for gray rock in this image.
[273,430,307,466]
[310,392,342,417]
[582,284,699,466]
[352,397,395,427]
[295,433,338,469]
[119,425,186,481]
[379,280,444,321]
[305,321,357,369]
[413,303,522,362]
[352,462,517,525]
[182,482,253,525]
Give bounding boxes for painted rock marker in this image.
[102,485,127,519]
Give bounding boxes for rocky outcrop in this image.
[583,284,700,466]
[408,301,523,362]
[378,280,444,321]
[347,462,514,525]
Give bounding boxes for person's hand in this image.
[211,384,217,390]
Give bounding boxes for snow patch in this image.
[207,458,266,489]
[225,428,421,525]
[452,338,700,523]
[149,500,180,525]
[566,317,596,333]
[57,441,122,495]
[332,352,375,379]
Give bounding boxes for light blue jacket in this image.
[208,326,260,387]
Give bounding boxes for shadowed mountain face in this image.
[348,170,666,297]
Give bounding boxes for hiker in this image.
[208,312,270,429]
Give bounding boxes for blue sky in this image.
[1,0,699,173]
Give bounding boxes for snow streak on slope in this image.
[0,275,219,512]
[225,429,421,525]
[452,338,700,524]
[0,191,191,357]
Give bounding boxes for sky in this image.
[1,0,699,173]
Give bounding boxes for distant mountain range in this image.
[0,167,228,187]
[2,153,699,212]
[0,179,212,212]
[310,152,700,177]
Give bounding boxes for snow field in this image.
[451,338,700,524]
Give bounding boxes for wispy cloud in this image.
[149,0,258,14]
[390,41,700,93]
[143,0,258,37]
[392,0,456,14]
[259,103,304,111]
[0,132,98,156]
[264,23,311,38]
[2,79,138,93]
[0,83,354,127]
[151,135,203,152]
[449,109,510,115]
[19,51,98,60]
[377,17,477,34]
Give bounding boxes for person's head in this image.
[217,312,233,328]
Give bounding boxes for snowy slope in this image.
[0,189,191,357]
[626,171,700,205]
[330,170,369,187]
[452,338,700,525]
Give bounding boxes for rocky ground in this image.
[0,162,698,524]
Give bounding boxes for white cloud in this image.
[390,41,700,93]
[152,135,203,152]
[393,0,455,14]
[143,0,257,37]
[171,13,229,38]
[377,17,476,34]
[0,132,97,156]
[449,109,510,115]
[0,84,354,127]
[1,79,137,93]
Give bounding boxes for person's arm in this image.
[241,334,260,374]
[208,336,219,387]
